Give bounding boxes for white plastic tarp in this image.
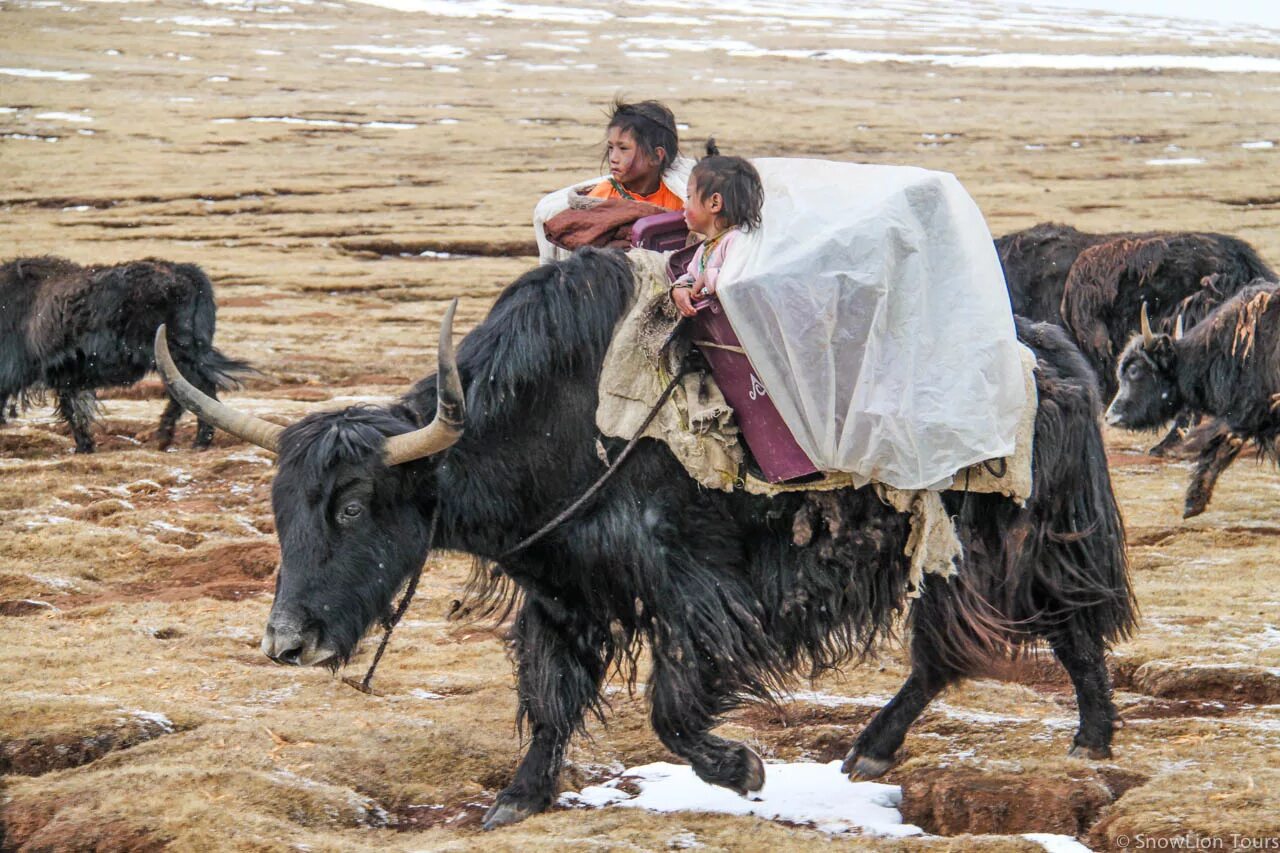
[717,158,1025,490]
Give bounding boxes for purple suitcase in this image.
[630,215,820,483]
[630,211,690,253]
[690,297,820,484]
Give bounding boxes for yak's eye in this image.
[338,501,363,524]
[1126,363,1144,380]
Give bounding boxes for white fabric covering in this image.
[532,156,695,264]
[717,159,1025,490]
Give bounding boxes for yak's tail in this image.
[172,262,257,391]
[204,347,255,392]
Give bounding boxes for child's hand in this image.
[671,285,698,318]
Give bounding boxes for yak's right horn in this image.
[154,326,284,452]
[1140,302,1155,346]
[1174,314,1185,341]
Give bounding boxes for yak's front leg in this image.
[1184,429,1245,518]
[483,597,607,830]
[648,650,765,797]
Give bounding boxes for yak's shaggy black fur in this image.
[0,255,248,452]
[259,248,1136,829]
[997,222,1275,399]
[1108,280,1280,517]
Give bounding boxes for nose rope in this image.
[344,507,439,695]
[346,327,693,694]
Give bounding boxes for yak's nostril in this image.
[275,644,304,665]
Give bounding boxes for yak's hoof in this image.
[73,445,96,455]
[841,751,894,780]
[1182,501,1207,520]
[1068,742,1112,761]
[737,747,766,797]
[482,798,539,831]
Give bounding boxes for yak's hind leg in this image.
[841,580,987,779]
[188,374,219,449]
[154,395,184,450]
[1047,626,1115,759]
[484,596,609,830]
[56,388,97,453]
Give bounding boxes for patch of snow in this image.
[345,0,614,25]
[561,760,922,837]
[332,42,468,59]
[1024,834,1093,853]
[4,133,59,143]
[1242,140,1274,149]
[409,689,447,700]
[131,710,175,732]
[34,111,93,122]
[1146,157,1206,165]
[150,520,191,534]
[0,67,91,81]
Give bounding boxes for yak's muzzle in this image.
[261,616,335,667]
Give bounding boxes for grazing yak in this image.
[0,255,248,453]
[156,248,1135,830]
[1108,286,1280,517]
[996,222,1275,400]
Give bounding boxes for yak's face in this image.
[1106,335,1180,429]
[260,410,436,668]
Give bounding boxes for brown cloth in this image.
[544,198,670,251]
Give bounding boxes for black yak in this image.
[996,223,1275,400]
[1107,287,1280,517]
[0,255,248,453]
[156,248,1135,830]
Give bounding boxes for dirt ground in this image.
[2,0,1279,850]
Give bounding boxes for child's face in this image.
[684,176,724,236]
[605,127,662,191]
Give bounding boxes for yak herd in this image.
[3,220,1279,829]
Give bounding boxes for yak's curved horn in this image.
[1174,314,1185,341]
[1140,302,1155,346]
[154,325,283,452]
[383,298,465,466]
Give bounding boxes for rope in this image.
[343,509,438,694]
[347,319,691,693]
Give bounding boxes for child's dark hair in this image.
[603,99,680,174]
[691,149,764,232]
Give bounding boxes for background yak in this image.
[996,222,1275,400]
[0,255,248,453]
[157,248,1136,831]
[1108,286,1280,517]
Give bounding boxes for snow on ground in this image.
[1023,833,1094,853]
[561,760,923,837]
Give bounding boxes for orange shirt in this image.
[588,178,684,211]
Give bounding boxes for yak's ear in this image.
[1149,334,1177,370]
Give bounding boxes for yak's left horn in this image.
[1140,302,1155,346]
[1174,314,1185,341]
[154,325,284,452]
[383,298,465,466]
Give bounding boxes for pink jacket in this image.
[675,228,741,296]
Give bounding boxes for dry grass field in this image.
[1,0,1279,850]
